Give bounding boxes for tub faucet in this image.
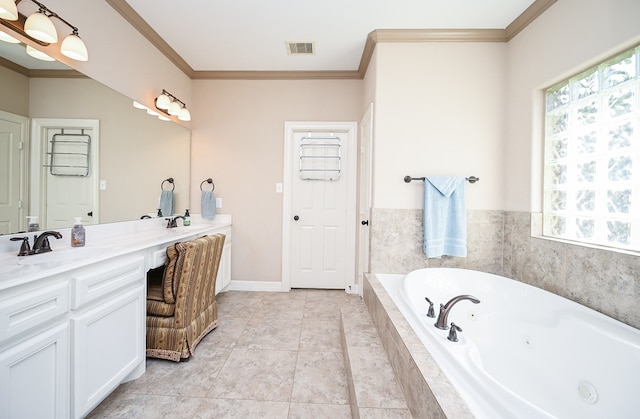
[32,231,63,254]
[166,216,185,228]
[435,294,480,330]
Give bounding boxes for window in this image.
[543,45,640,251]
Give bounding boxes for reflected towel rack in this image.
[200,178,215,191]
[404,175,479,184]
[161,177,175,191]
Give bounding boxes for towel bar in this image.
[161,178,175,191]
[404,175,479,184]
[200,178,215,191]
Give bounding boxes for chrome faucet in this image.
[434,294,480,330]
[32,231,63,254]
[166,216,185,228]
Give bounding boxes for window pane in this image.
[608,156,632,181]
[547,111,568,135]
[608,121,634,150]
[607,189,631,213]
[576,160,596,182]
[576,189,595,212]
[547,136,568,160]
[575,100,598,126]
[577,131,597,154]
[549,216,566,236]
[607,220,631,245]
[546,83,569,111]
[607,88,634,118]
[572,69,598,99]
[546,163,567,185]
[603,51,635,88]
[575,218,595,239]
[545,189,566,211]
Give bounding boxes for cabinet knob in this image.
[361,220,369,226]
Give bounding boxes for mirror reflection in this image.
[0,42,191,234]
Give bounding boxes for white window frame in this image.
[542,44,640,252]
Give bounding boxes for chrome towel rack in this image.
[161,178,175,191]
[404,175,479,184]
[200,178,215,191]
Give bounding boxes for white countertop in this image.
[0,214,232,291]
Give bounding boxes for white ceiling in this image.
[126,0,537,72]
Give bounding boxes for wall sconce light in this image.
[0,0,88,61]
[155,89,191,121]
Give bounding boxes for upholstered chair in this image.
[146,234,225,361]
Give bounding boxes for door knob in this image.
[361,220,369,226]
[87,211,93,217]
[293,215,299,221]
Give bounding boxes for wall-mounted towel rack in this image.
[161,178,175,191]
[200,178,215,191]
[404,175,479,184]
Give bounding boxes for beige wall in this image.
[372,42,506,210]
[190,79,362,282]
[0,66,29,116]
[504,0,640,211]
[29,78,190,223]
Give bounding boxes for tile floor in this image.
[88,289,401,418]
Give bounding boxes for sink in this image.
[16,246,112,266]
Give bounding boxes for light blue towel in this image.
[159,190,174,218]
[201,190,216,218]
[423,176,467,258]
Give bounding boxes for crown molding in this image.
[191,70,362,80]
[108,0,557,81]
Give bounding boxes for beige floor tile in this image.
[359,407,413,418]
[207,348,297,401]
[299,319,342,352]
[291,351,349,405]
[348,347,407,409]
[86,393,202,418]
[253,298,306,320]
[193,399,290,419]
[236,317,302,350]
[288,402,353,418]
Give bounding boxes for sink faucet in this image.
[166,216,185,228]
[32,231,63,254]
[434,294,480,330]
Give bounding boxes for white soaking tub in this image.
[376,268,640,419]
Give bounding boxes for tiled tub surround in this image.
[370,208,640,330]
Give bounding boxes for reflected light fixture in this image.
[0,0,89,61]
[0,0,18,20]
[26,44,53,61]
[154,89,191,121]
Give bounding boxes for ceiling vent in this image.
[287,42,314,55]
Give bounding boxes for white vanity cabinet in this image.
[0,278,70,418]
[69,255,146,418]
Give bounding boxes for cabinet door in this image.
[215,240,232,295]
[0,322,69,419]
[71,285,145,418]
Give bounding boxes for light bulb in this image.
[168,101,181,116]
[178,108,191,121]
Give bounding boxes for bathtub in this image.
[375,268,640,419]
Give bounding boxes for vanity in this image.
[0,215,232,419]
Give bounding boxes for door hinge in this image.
[18,140,23,150]
[18,200,23,209]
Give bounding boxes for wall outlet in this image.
[215,198,222,208]
[99,180,107,190]
[276,183,283,193]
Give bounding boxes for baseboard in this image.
[227,280,286,292]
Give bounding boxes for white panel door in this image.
[285,122,357,290]
[0,112,28,234]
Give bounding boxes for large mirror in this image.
[0,41,191,235]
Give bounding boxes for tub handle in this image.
[424,297,435,318]
[447,322,462,342]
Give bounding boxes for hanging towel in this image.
[423,176,467,258]
[159,190,174,218]
[201,190,216,218]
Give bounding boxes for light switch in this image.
[216,198,222,208]
[276,183,283,193]
[99,180,107,190]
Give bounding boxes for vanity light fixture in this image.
[155,89,191,122]
[0,0,89,61]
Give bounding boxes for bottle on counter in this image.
[183,209,191,226]
[71,217,86,247]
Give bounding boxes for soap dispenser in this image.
[71,217,86,247]
[183,209,191,226]
[26,216,39,232]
